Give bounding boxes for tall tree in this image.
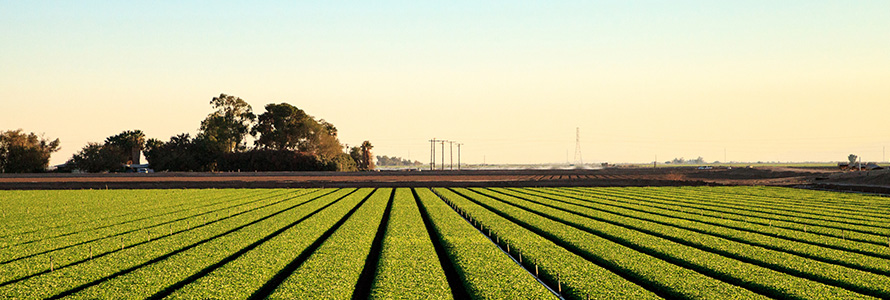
[68,142,124,173]
[360,140,375,171]
[349,146,362,169]
[305,120,343,159]
[144,134,222,172]
[0,129,60,173]
[252,103,310,151]
[105,130,145,164]
[200,94,256,153]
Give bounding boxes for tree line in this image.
[0,94,374,173]
[375,155,422,167]
[0,130,60,173]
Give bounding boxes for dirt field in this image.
[0,167,836,190]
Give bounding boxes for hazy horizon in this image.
[3,1,889,166]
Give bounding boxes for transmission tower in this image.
[573,127,583,165]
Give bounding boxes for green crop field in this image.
[1,187,889,299]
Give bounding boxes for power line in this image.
[573,127,583,165]
[429,138,462,170]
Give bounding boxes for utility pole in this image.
[449,141,454,170]
[430,138,449,171]
[457,143,463,170]
[724,148,727,164]
[573,127,583,166]
[429,138,436,171]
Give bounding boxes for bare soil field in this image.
[807,168,890,194]
[0,167,835,190]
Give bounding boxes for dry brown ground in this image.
[0,167,835,190]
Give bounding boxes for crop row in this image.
[2,186,888,299]
[0,189,319,286]
[700,186,890,213]
[528,187,890,276]
[437,187,703,300]
[369,188,452,298]
[0,189,304,265]
[0,188,344,298]
[0,189,262,248]
[460,187,881,299]
[153,188,372,299]
[414,188,554,299]
[569,187,890,250]
[489,188,889,298]
[598,187,890,234]
[267,188,393,299]
[0,189,246,241]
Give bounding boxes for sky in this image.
[2,1,889,166]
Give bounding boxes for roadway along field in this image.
[1,187,888,299]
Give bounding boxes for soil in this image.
[0,166,842,190]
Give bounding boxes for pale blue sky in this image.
[3,1,889,165]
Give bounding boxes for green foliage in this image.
[474,186,865,300]
[327,152,358,172]
[0,129,60,173]
[68,142,127,173]
[249,102,350,166]
[199,94,256,153]
[667,156,705,164]
[579,187,890,272]
[0,189,289,284]
[415,188,555,299]
[434,188,665,300]
[104,130,145,164]
[217,149,330,172]
[66,189,342,298]
[143,134,223,171]
[376,155,422,166]
[268,188,391,298]
[360,141,375,171]
[67,130,146,172]
[603,187,890,243]
[251,103,340,157]
[349,146,362,167]
[164,189,369,299]
[347,142,375,171]
[251,103,309,151]
[495,187,890,299]
[0,189,311,298]
[370,188,452,298]
[4,187,887,298]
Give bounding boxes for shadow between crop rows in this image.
[0,189,304,266]
[147,188,367,299]
[559,187,890,256]
[42,189,340,299]
[412,188,471,300]
[0,189,324,288]
[486,188,890,299]
[514,187,890,276]
[245,189,380,300]
[450,188,777,300]
[0,189,274,249]
[351,189,395,300]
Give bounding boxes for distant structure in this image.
[573,127,583,166]
[429,138,461,170]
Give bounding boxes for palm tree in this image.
[105,130,146,165]
[360,141,374,171]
